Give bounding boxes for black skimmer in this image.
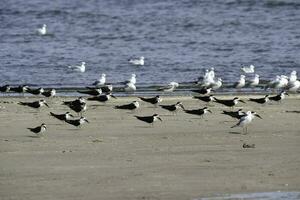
[184,107,212,117]
[90,85,113,93]
[231,111,262,134]
[138,95,162,105]
[249,95,269,105]
[27,87,44,95]
[222,109,245,120]
[159,102,185,112]
[18,99,49,109]
[87,93,116,103]
[50,112,74,121]
[0,85,10,93]
[193,95,215,104]
[28,123,47,136]
[213,97,245,108]
[10,85,28,94]
[63,97,86,116]
[77,88,102,96]
[42,89,56,97]
[134,114,162,125]
[269,91,288,102]
[191,88,212,95]
[115,101,139,111]
[65,117,89,127]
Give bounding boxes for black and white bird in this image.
[42,89,56,97]
[19,99,49,109]
[63,97,87,116]
[213,97,245,108]
[231,111,262,134]
[159,102,185,113]
[269,91,288,102]
[184,107,212,117]
[191,88,212,95]
[222,109,245,120]
[138,95,162,105]
[134,114,162,125]
[0,85,10,93]
[87,93,116,103]
[50,112,74,121]
[249,95,269,105]
[115,101,139,111]
[10,85,28,94]
[193,95,215,104]
[87,85,113,93]
[66,117,89,127]
[27,123,47,137]
[77,88,102,96]
[27,87,44,95]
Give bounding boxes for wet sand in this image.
[0,94,300,200]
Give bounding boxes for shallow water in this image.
[0,0,299,89]
[197,191,300,200]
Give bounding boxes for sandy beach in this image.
[0,94,300,200]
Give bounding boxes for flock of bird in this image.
[0,24,299,137]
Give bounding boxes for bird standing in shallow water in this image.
[37,24,47,35]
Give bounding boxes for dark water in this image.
[1,0,300,90]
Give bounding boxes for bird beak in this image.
[179,104,185,110]
[45,103,49,107]
[111,94,117,99]
[207,110,212,113]
[239,100,246,103]
[84,119,90,123]
[158,117,163,121]
[285,93,289,96]
[69,114,74,118]
[255,114,262,119]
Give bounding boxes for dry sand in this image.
[0,94,300,200]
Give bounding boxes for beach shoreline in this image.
[0,94,300,200]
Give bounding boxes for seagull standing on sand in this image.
[37,24,47,35]
[28,124,47,137]
[241,64,255,73]
[128,56,144,66]
[287,80,300,92]
[68,62,86,73]
[93,73,106,86]
[231,111,262,134]
[158,82,179,92]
